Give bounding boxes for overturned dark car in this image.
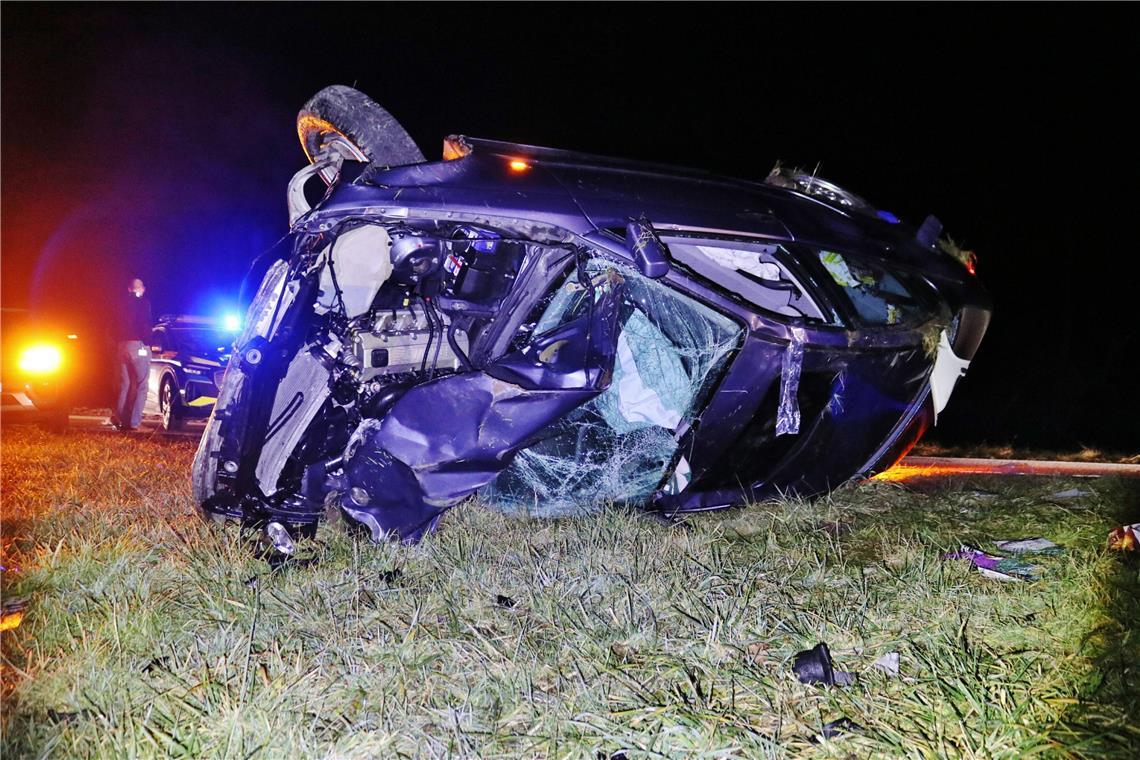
[192,86,991,544]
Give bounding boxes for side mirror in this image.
[625,219,670,279]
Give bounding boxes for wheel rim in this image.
[162,382,174,427]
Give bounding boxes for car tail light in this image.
[18,344,63,375]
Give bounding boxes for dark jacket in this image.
[118,293,153,342]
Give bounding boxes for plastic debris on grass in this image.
[943,547,1041,582]
[1,598,28,632]
[792,642,855,686]
[872,651,900,676]
[1108,523,1139,551]
[994,537,1063,555]
[818,718,863,741]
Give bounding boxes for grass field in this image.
[2,424,1138,758]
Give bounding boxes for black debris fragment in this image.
[819,718,863,740]
[142,656,170,674]
[379,569,403,585]
[597,751,630,760]
[792,642,855,686]
[47,709,90,725]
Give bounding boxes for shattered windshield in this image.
[482,257,744,516]
[817,250,927,327]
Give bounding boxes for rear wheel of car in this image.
[38,409,69,433]
[297,85,425,175]
[160,378,185,432]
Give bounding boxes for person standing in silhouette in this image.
[110,277,153,431]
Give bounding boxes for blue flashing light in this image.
[223,313,242,332]
[876,209,901,224]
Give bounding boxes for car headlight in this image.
[18,344,63,375]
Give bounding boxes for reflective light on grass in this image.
[877,456,1140,480]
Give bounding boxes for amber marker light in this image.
[508,159,530,172]
[17,343,63,375]
[964,251,978,276]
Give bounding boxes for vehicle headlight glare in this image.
[18,344,63,375]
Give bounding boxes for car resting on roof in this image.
[192,85,991,546]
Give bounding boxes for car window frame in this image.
[655,232,843,327]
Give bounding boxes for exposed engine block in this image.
[352,308,469,380]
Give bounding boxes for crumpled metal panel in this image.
[338,270,625,541]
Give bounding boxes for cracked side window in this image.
[482,257,744,515]
[817,250,926,327]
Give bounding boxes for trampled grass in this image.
[1,424,1137,758]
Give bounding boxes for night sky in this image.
[3,5,1136,450]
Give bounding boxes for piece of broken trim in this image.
[943,547,1040,581]
[1051,488,1090,500]
[1108,523,1139,551]
[929,331,970,421]
[1,598,28,632]
[665,455,692,495]
[776,326,806,436]
[871,651,900,676]
[792,642,855,686]
[993,537,1062,555]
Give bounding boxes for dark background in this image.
[2,5,1136,451]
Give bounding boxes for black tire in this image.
[297,85,425,169]
[38,409,70,433]
[160,377,185,432]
